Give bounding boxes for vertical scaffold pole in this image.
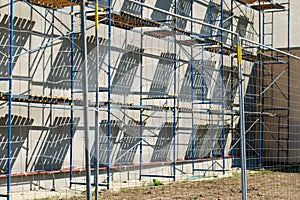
[258,0,263,167]
[287,0,290,163]
[69,5,75,190]
[80,1,92,199]
[190,0,195,174]
[173,0,177,181]
[230,0,235,164]
[107,0,112,190]
[94,1,100,198]
[139,0,143,181]
[220,0,226,175]
[209,0,213,36]
[237,36,247,200]
[201,47,205,103]
[7,1,14,199]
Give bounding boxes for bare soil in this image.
[86,171,300,200]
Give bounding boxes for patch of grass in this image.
[121,188,130,193]
[232,172,241,178]
[141,181,147,187]
[151,179,163,186]
[259,171,266,175]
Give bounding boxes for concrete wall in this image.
[273,0,300,48]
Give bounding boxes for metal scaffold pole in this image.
[94,0,100,198]
[190,0,195,174]
[107,0,112,190]
[230,0,235,167]
[80,0,92,199]
[237,36,247,200]
[173,0,177,182]
[220,0,226,175]
[287,0,291,163]
[139,0,144,181]
[7,0,14,199]
[258,0,264,168]
[69,5,75,190]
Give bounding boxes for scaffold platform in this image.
[27,0,79,9]
[251,2,285,10]
[87,11,161,30]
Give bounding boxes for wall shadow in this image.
[179,60,216,102]
[176,0,191,30]
[114,120,146,166]
[0,114,34,174]
[46,36,108,91]
[91,120,121,167]
[217,10,232,44]
[151,122,174,162]
[233,15,250,45]
[185,125,209,160]
[111,45,144,95]
[121,0,143,15]
[151,0,172,22]
[200,4,219,37]
[34,117,80,171]
[148,53,176,98]
[0,14,35,76]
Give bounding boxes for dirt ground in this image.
[83,171,300,200]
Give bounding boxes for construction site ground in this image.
[68,170,300,200]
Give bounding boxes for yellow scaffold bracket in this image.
[237,45,242,65]
[4,53,9,59]
[95,3,99,29]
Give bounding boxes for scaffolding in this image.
[0,0,299,199]
[229,0,292,169]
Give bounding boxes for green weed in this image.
[121,188,130,193]
[141,181,147,187]
[151,179,163,186]
[232,172,241,178]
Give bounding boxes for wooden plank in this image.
[144,30,174,38]
[28,0,78,9]
[251,3,284,10]
[235,0,272,4]
[204,45,236,55]
[235,0,257,4]
[177,39,206,46]
[87,11,160,30]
